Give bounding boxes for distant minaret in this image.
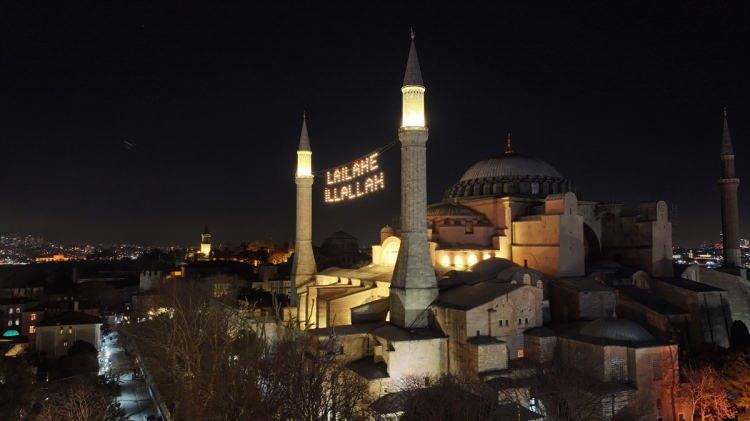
[718,108,743,271]
[200,224,212,257]
[389,31,438,328]
[291,113,317,305]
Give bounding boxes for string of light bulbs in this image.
[316,139,399,204]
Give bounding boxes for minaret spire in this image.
[390,32,438,328]
[403,29,423,87]
[298,111,311,151]
[505,132,513,154]
[292,112,317,307]
[717,108,745,276]
[721,107,733,156]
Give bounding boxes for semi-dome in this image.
[579,318,654,342]
[460,153,562,181]
[427,202,483,217]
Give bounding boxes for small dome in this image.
[380,225,395,234]
[470,257,517,278]
[579,318,654,342]
[427,202,483,217]
[460,153,562,182]
[326,231,356,241]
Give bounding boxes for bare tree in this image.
[393,375,500,420]
[125,278,371,420]
[680,365,736,421]
[37,376,122,421]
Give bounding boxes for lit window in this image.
[441,255,451,267]
[454,255,464,268]
[15,307,20,313]
[8,308,13,314]
[517,349,524,358]
[29,326,35,334]
[14,319,19,326]
[59,327,63,334]
[483,252,491,260]
[467,254,478,266]
[30,313,37,321]
[6,320,11,327]
[63,340,69,347]
[68,326,72,334]
[465,222,474,234]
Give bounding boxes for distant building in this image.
[200,225,212,259]
[35,254,72,263]
[35,311,102,359]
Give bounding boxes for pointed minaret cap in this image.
[721,107,733,156]
[403,28,424,87]
[505,132,513,154]
[298,111,311,151]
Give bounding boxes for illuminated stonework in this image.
[401,85,425,128]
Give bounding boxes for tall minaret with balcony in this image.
[389,32,438,328]
[718,108,745,277]
[291,113,317,305]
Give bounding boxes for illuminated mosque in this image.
[284,34,748,420]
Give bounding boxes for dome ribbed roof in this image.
[460,153,562,182]
[579,318,654,342]
[427,202,483,217]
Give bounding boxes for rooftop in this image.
[346,357,389,380]
[655,277,725,293]
[436,282,523,310]
[371,323,446,342]
[616,286,687,315]
[554,276,616,293]
[37,311,102,327]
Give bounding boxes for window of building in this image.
[68,326,73,334]
[517,349,524,358]
[15,307,20,313]
[506,320,509,326]
[465,222,474,234]
[6,320,11,327]
[518,318,522,325]
[14,319,19,326]
[30,313,37,321]
[59,327,63,335]
[652,357,662,380]
[525,318,529,325]
[8,308,13,314]
[611,357,626,381]
[63,340,69,348]
[29,326,35,334]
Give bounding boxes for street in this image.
[100,331,159,420]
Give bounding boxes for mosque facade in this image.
[284,35,747,420]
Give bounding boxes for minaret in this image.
[718,108,743,272]
[291,113,317,305]
[389,31,438,328]
[200,224,212,258]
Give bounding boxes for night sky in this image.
[1,2,748,247]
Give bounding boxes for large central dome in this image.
[459,153,562,182]
[447,147,574,200]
